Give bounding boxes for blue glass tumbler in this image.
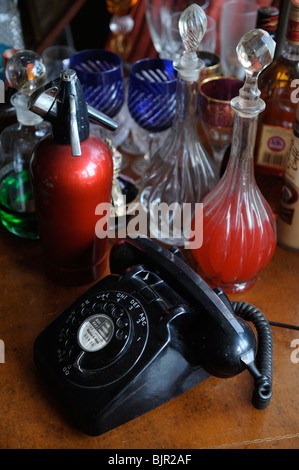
[69,49,125,117]
[128,57,177,174]
[69,49,127,148]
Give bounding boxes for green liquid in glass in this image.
[0,169,39,239]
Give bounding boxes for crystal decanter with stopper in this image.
[190,29,277,294]
[140,4,216,246]
[0,50,50,239]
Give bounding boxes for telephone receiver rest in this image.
[110,236,258,380]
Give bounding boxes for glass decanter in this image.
[191,29,277,293]
[0,50,50,239]
[140,4,216,246]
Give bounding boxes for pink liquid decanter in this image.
[191,29,277,293]
[140,4,216,247]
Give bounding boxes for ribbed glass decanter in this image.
[140,4,216,246]
[191,29,277,293]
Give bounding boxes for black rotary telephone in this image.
[34,236,273,436]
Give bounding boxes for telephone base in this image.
[34,343,209,436]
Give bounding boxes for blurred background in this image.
[16,0,281,62]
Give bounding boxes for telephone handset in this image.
[34,236,273,436]
[110,237,256,376]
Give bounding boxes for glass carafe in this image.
[191,29,277,293]
[0,51,50,239]
[140,4,216,246]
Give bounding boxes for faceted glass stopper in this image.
[179,4,207,52]
[236,28,275,76]
[232,29,275,112]
[5,50,46,94]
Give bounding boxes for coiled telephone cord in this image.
[232,301,299,411]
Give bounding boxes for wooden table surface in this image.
[0,156,299,451]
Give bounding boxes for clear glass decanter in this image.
[0,51,50,239]
[140,4,216,246]
[191,29,277,293]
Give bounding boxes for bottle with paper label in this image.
[277,103,299,251]
[255,0,299,179]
